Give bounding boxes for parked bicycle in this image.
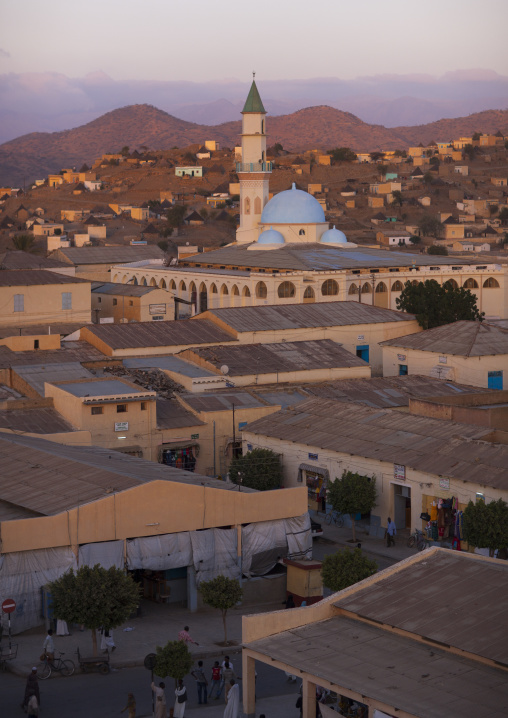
[37,651,75,679]
[407,528,428,551]
[325,510,344,528]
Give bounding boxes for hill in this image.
[1,103,508,186]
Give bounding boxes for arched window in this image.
[190,282,197,294]
[232,285,240,296]
[149,277,157,286]
[242,286,251,297]
[256,281,267,298]
[463,278,479,289]
[348,283,358,295]
[132,276,139,285]
[254,196,261,214]
[278,281,296,298]
[304,286,315,299]
[244,197,250,215]
[411,279,419,286]
[444,279,458,289]
[220,284,229,295]
[321,279,339,296]
[391,280,403,291]
[361,282,372,294]
[483,277,499,288]
[261,119,264,134]
[141,276,148,286]
[159,279,167,289]
[210,283,218,294]
[299,229,306,236]
[375,282,387,293]
[179,281,187,292]
[112,274,119,283]
[170,280,176,290]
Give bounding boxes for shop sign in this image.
[247,444,253,451]
[394,463,406,481]
[149,303,166,315]
[191,434,199,440]
[439,477,450,490]
[397,353,406,361]
[115,421,129,432]
[439,356,447,364]
[308,453,318,461]
[238,421,247,430]
[357,335,365,341]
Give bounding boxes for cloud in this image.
[0,49,10,59]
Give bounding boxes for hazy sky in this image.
[2,0,508,82]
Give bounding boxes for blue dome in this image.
[320,226,348,244]
[261,183,326,224]
[257,227,285,245]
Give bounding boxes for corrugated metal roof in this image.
[0,342,109,371]
[181,391,267,413]
[0,270,88,287]
[83,319,236,350]
[0,407,74,434]
[186,340,367,375]
[156,398,205,430]
[91,282,161,297]
[0,251,69,270]
[244,398,508,490]
[0,322,91,339]
[55,245,166,265]
[381,321,508,357]
[53,378,150,398]
[12,362,94,396]
[183,242,475,271]
[124,355,217,378]
[205,301,414,332]
[335,551,508,665]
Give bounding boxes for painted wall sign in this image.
[439,477,450,490]
[149,303,167,315]
[308,453,319,461]
[115,422,129,432]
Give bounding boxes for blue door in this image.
[356,345,369,362]
[488,371,503,390]
[399,364,408,376]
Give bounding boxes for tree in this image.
[48,565,140,655]
[166,205,187,229]
[409,235,421,244]
[427,244,448,255]
[321,549,377,592]
[199,575,243,644]
[417,215,442,237]
[120,146,130,156]
[329,147,357,163]
[200,207,208,219]
[229,448,283,491]
[463,144,475,161]
[154,639,193,683]
[423,172,434,185]
[370,151,384,162]
[11,234,36,252]
[157,240,169,251]
[429,156,440,166]
[498,208,508,225]
[395,278,484,330]
[391,190,403,207]
[472,132,481,141]
[327,470,377,542]
[489,204,499,217]
[463,499,508,557]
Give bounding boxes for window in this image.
[348,283,358,295]
[399,364,408,376]
[129,300,133,306]
[444,279,458,289]
[321,279,339,296]
[232,285,239,296]
[391,280,403,291]
[210,283,218,294]
[361,282,372,294]
[113,298,118,306]
[254,196,261,214]
[141,402,147,411]
[278,281,296,298]
[256,281,267,298]
[304,286,315,299]
[14,294,24,312]
[244,197,250,215]
[116,404,128,413]
[91,406,103,415]
[62,292,72,310]
[375,282,387,293]
[299,229,306,236]
[34,340,39,350]
[221,284,229,295]
[483,277,499,288]
[98,297,102,303]
[463,278,479,289]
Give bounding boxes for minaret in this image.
[236,75,271,244]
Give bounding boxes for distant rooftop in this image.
[381,321,508,357]
[0,251,69,270]
[181,391,268,413]
[53,378,152,398]
[91,282,165,297]
[53,245,166,265]
[0,270,88,287]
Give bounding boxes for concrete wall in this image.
[91,287,173,323]
[0,282,91,327]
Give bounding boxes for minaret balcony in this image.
[236,161,272,173]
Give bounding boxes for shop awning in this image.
[161,440,199,450]
[299,463,329,479]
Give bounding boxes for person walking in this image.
[43,628,55,663]
[222,659,236,703]
[386,517,397,547]
[151,681,166,718]
[174,679,187,718]
[223,679,240,718]
[27,693,39,718]
[178,625,199,645]
[191,659,208,704]
[21,668,40,712]
[120,691,136,717]
[210,660,222,699]
[100,627,116,653]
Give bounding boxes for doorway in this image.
[393,484,411,530]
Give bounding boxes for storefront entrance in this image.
[160,441,198,471]
[299,463,329,512]
[393,484,411,530]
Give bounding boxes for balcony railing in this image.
[236,161,272,173]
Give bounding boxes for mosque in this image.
[113,80,506,319]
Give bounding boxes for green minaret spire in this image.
[242,74,266,114]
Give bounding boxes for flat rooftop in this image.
[53,378,149,398]
[124,355,217,378]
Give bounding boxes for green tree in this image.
[417,215,442,237]
[489,204,499,217]
[423,171,434,185]
[395,278,484,329]
[198,575,243,644]
[329,147,357,163]
[166,205,187,228]
[427,244,448,255]
[429,156,440,166]
[391,190,403,207]
[321,549,377,592]
[498,208,508,225]
[370,151,385,162]
[463,499,508,557]
[200,207,208,219]
[154,639,193,683]
[409,235,421,244]
[229,448,282,491]
[120,146,130,156]
[48,565,140,655]
[463,144,475,161]
[157,240,169,251]
[327,470,377,542]
[11,234,36,252]
[472,132,481,141]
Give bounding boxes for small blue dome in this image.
[320,226,348,244]
[257,227,284,245]
[261,183,325,224]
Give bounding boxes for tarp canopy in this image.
[79,540,124,570]
[127,533,193,571]
[190,528,240,584]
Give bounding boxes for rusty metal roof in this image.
[0,251,69,270]
[54,245,166,265]
[244,398,508,491]
[156,398,205,430]
[181,391,268,413]
[0,407,74,434]
[204,301,414,332]
[0,342,109,370]
[0,270,88,287]
[83,319,236,350]
[335,551,508,666]
[381,321,508,357]
[185,340,367,376]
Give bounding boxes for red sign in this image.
[1,599,16,614]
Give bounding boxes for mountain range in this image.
[1,103,508,187]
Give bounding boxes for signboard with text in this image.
[115,422,129,432]
[394,464,406,481]
[149,304,167,315]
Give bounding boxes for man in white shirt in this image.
[43,629,55,662]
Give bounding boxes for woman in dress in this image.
[174,679,187,718]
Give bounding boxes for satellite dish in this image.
[220,365,229,375]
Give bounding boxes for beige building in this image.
[91,282,175,323]
[381,321,508,389]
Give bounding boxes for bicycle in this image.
[37,651,75,679]
[407,528,428,551]
[325,510,344,528]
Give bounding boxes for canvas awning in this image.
[299,463,329,478]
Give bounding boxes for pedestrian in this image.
[178,625,199,645]
[223,679,240,718]
[120,691,136,717]
[100,627,116,653]
[43,628,55,663]
[386,516,397,547]
[210,660,222,699]
[174,679,187,718]
[191,659,208,704]
[27,692,39,718]
[151,681,166,718]
[222,659,236,703]
[21,668,40,711]
[56,617,70,636]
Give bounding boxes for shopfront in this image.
[420,480,469,548]
[160,440,198,472]
[299,462,329,512]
